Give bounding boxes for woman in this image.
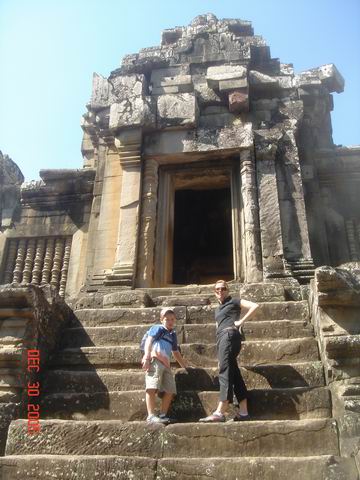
[199,279,259,422]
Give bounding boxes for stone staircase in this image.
[0,283,358,479]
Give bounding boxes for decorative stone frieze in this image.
[1,237,72,298]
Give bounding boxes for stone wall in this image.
[310,265,360,468]
[0,285,73,454]
[0,166,95,298]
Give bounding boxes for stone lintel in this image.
[143,124,253,159]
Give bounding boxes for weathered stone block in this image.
[157,75,193,94]
[240,282,285,301]
[156,457,357,480]
[144,122,253,157]
[150,67,187,86]
[103,290,152,308]
[73,306,187,327]
[152,85,180,95]
[249,70,279,88]
[219,77,248,92]
[109,96,155,130]
[156,93,198,128]
[295,64,344,93]
[194,82,223,106]
[90,73,111,109]
[315,266,360,306]
[228,90,249,112]
[0,456,157,480]
[110,73,147,100]
[206,65,247,89]
[5,419,164,456]
[162,420,339,457]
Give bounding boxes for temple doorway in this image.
[153,159,242,287]
[172,187,233,285]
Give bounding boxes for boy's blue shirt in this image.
[148,324,178,367]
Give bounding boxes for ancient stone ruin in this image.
[0,13,359,479]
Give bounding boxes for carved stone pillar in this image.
[239,150,263,282]
[105,129,142,286]
[254,131,287,279]
[276,129,313,262]
[136,159,159,287]
[31,238,45,285]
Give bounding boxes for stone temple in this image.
[0,13,359,479]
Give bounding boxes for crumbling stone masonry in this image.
[0,13,359,480]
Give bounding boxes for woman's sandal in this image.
[199,412,226,423]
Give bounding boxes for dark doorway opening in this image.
[173,188,233,285]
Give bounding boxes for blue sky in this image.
[1,0,359,180]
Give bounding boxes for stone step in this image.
[1,455,356,480]
[325,335,360,359]
[187,301,309,324]
[141,282,286,301]
[0,308,33,319]
[43,362,325,394]
[0,388,20,403]
[0,318,27,346]
[73,301,309,327]
[5,418,339,458]
[153,294,214,306]
[73,306,187,327]
[60,320,314,348]
[152,287,287,306]
[0,347,21,366]
[40,387,331,422]
[48,338,319,368]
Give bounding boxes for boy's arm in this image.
[142,336,154,371]
[173,350,188,369]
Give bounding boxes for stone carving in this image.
[0,151,24,229]
[136,159,159,287]
[41,238,55,285]
[2,237,72,298]
[239,150,263,282]
[50,239,65,289]
[31,238,46,285]
[59,237,72,298]
[156,93,198,128]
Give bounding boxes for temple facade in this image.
[1,15,360,478]
[0,13,359,297]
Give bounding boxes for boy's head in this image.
[160,308,176,330]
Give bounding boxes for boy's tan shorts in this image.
[145,358,177,394]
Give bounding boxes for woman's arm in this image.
[234,299,259,328]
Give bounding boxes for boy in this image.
[141,307,188,424]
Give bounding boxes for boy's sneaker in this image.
[159,413,176,424]
[146,414,169,424]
